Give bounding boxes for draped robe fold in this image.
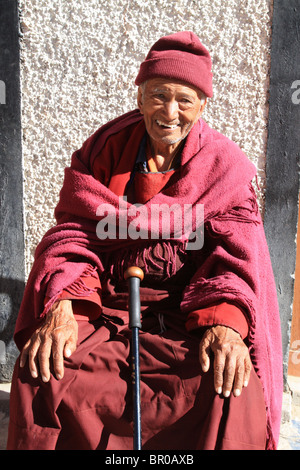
[7,110,282,450]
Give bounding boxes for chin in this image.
[151,134,184,146]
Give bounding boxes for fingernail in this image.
[56,373,62,380]
[65,348,72,358]
[223,390,230,398]
[31,371,38,378]
[42,375,49,383]
[234,389,241,397]
[216,387,222,394]
[244,380,248,387]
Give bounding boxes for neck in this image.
[147,139,183,171]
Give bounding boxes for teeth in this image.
[156,120,179,129]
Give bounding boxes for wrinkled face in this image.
[137,78,206,148]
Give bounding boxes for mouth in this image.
[155,119,180,130]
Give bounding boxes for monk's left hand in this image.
[199,325,251,397]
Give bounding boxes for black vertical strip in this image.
[264,0,300,384]
[0,0,25,381]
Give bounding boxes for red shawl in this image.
[14,109,282,449]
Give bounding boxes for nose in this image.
[163,99,179,121]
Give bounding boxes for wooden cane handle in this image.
[124,266,144,281]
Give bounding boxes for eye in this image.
[153,93,165,101]
[180,97,193,105]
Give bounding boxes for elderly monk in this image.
[7,31,282,450]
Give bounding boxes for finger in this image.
[213,350,226,395]
[222,357,236,397]
[233,358,245,397]
[54,323,78,379]
[37,337,52,382]
[20,339,31,368]
[64,339,76,359]
[51,336,66,380]
[64,323,78,359]
[199,335,211,372]
[28,338,41,379]
[243,355,252,388]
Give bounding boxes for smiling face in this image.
[137,78,206,155]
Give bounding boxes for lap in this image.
[8,313,267,450]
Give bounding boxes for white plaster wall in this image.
[19,0,273,277]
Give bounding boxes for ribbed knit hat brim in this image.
[135,31,213,98]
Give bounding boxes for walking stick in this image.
[124,266,144,450]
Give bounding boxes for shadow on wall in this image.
[0,277,25,381]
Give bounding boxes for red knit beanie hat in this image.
[135,31,213,98]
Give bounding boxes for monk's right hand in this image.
[20,299,78,382]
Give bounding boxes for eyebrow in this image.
[150,87,196,100]
[151,87,169,93]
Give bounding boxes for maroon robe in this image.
[7,110,282,450]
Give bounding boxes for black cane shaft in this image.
[124,266,144,450]
[128,277,142,329]
[132,327,142,450]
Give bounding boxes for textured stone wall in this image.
[19,0,273,277]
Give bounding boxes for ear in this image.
[137,87,144,114]
[197,98,207,119]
